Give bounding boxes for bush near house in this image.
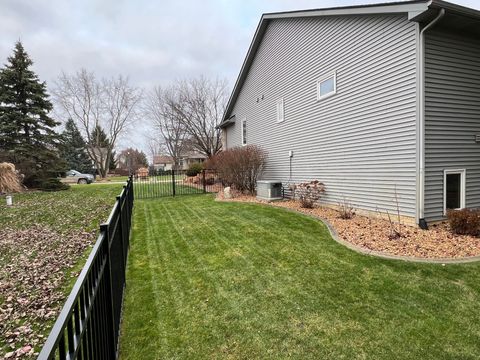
[290,180,326,208]
[447,209,480,236]
[186,162,203,177]
[206,145,267,194]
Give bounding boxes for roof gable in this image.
[220,0,480,123]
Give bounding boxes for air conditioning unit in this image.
[256,180,283,201]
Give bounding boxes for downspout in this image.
[417,8,445,229]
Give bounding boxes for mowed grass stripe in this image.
[120,195,480,360]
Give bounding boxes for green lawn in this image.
[0,184,123,356]
[134,182,204,199]
[120,195,480,359]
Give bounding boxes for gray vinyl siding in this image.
[424,28,480,221]
[226,14,418,217]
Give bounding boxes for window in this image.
[241,118,247,145]
[276,98,285,123]
[317,72,336,101]
[444,169,466,214]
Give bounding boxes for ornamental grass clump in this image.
[0,162,23,194]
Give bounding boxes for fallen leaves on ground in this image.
[0,226,95,358]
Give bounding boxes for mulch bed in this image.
[217,193,480,260]
[0,226,95,358]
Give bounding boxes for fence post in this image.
[172,169,176,197]
[99,223,117,359]
[202,170,206,193]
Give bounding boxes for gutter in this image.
[417,7,445,229]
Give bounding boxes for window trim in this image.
[241,118,247,146]
[276,98,285,123]
[443,168,466,215]
[316,71,337,101]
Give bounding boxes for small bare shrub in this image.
[291,180,325,208]
[378,185,404,240]
[205,145,267,194]
[338,197,355,219]
[447,209,480,236]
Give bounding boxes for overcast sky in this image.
[1,0,479,153]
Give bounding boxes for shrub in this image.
[186,162,204,177]
[205,145,267,194]
[338,197,355,219]
[290,181,325,208]
[447,209,480,236]
[0,162,23,194]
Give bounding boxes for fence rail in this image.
[38,177,134,360]
[134,169,221,199]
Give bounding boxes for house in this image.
[178,150,207,170]
[219,0,480,227]
[152,155,174,171]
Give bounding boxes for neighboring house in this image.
[178,150,207,170]
[219,0,480,226]
[152,155,174,171]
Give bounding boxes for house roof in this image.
[220,0,480,124]
[153,155,174,164]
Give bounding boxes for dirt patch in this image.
[217,193,480,260]
[0,226,95,358]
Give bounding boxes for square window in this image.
[317,72,336,101]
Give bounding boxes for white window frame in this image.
[317,71,337,101]
[241,118,247,146]
[443,168,466,215]
[276,98,285,123]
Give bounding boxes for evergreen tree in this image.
[88,124,113,176]
[89,124,110,147]
[0,41,67,190]
[109,150,118,171]
[60,119,92,173]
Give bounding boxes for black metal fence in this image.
[133,169,221,199]
[38,177,134,360]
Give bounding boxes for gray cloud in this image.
[1,0,479,152]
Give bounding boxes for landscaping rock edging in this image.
[302,211,480,264]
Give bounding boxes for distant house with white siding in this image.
[152,155,174,171]
[218,0,480,227]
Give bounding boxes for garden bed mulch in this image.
[217,194,480,260]
[0,226,95,359]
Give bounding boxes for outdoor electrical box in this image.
[256,180,283,201]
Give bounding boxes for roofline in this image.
[221,0,432,122]
[221,0,480,122]
[262,1,429,19]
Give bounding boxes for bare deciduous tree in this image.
[144,85,187,169]
[53,69,142,177]
[176,76,228,158]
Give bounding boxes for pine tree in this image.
[88,124,114,176]
[60,119,92,173]
[0,41,67,190]
[109,150,118,171]
[89,125,110,148]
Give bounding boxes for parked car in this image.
[61,170,95,184]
